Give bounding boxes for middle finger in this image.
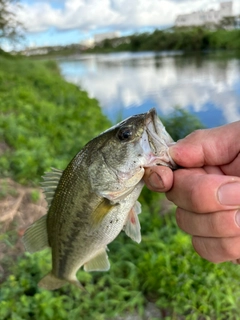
[166,168,240,213]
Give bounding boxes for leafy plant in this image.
[0,56,111,184]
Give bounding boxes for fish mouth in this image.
[144,108,177,169]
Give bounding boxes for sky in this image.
[3,0,240,51]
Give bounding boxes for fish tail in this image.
[38,272,85,291]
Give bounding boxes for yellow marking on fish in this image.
[92,198,115,225]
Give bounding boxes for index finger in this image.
[169,121,240,168]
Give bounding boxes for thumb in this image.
[169,121,240,168]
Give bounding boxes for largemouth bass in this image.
[23,108,176,290]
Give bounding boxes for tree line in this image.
[89,27,240,53]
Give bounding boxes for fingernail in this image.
[235,210,240,227]
[148,172,164,189]
[218,182,240,206]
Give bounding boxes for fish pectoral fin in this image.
[123,201,142,244]
[23,215,49,253]
[92,198,116,225]
[84,248,110,272]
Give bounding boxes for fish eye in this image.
[117,127,133,141]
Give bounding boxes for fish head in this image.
[96,107,176,170]
[88,108,176,200]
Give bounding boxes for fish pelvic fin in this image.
[38,272,85,291]
[123,201,142,243]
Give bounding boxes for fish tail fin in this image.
[38,272,85,291]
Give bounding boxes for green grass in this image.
[0,55,110,184]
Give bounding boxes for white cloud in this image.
[16,0,238,34]
[17,2,62,32]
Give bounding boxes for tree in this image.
[0,0,23,45]
[218,16,236,30]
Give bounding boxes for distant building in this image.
[175,1,233,27]
[94,31,120,44]
[80,38,95,49]
[21,44,85,56]
[23,47,50,56]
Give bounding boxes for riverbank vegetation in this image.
[88,28,240,53]
[24,27,240,58]
[1,52,240,319]
[0,54,110,184]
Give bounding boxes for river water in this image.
[58,51,240,128]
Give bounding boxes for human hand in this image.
[144,121,240,263]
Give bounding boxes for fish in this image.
[23,108,176,290]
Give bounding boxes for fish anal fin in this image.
[84,248,110,272]
[38,272,66,290]
[123,201,141,243]
[41,167,63,207]
[38,272,85,291]
[23,215,49,253]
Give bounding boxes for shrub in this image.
[0,56,110,184]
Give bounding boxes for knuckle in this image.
[209,213,224,237]
[219,239,240,260]
[189,183,203,213]
[188,174,215,213]
[192,236,240,263]
[192,236,220,263]
[192,236,209,259]
[175,207,191,234]
[187,129,203,140]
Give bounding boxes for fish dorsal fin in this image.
[23,215,49,253]
[123,201,142,244]
[41,167,63,207]
[84,248,110,272]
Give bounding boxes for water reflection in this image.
[58,52,240,127]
